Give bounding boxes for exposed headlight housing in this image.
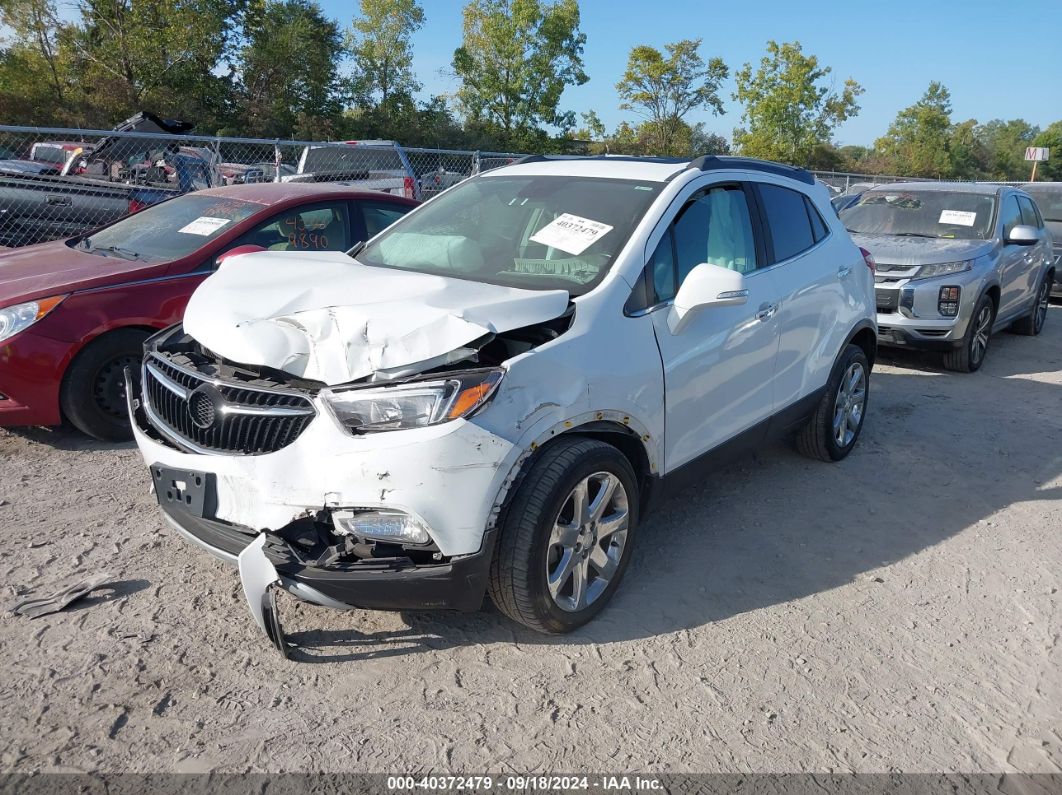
[332,509,431,545]
[0,295,66,344]
[911,261,972,281]
[322,368,503,434]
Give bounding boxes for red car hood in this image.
[0,240,169,308]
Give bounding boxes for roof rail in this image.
[509,153,815,185]
[684,155,815,185]
[512,154,689,165]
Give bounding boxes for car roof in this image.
[486,154,816,185]
[865,181,1003,196]
[192,182,418,205]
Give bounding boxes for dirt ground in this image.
[1,308,1060,775]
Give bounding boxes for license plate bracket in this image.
[150,464,216,519]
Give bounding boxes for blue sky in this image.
[321,0,1062,146]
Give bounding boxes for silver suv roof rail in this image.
[508,153,815,185]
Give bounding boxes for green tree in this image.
[452,0,588,150]
[732,40,862,166]
[976,118,1040,180]
[875,82,954,177]
[348,0,424,111]
[0,0,69,117]
[1030,120,1062,181]
[71,0,242,127]
[615,39,727,156]
[948,118,990,179]
[237,0,345,138]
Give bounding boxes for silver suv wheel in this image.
[833,362,867,448]
[546,472,629,612]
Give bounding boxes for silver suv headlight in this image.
[910,260,972,281]
[322,368,503,434]
[0,295,66,344]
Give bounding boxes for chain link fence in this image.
[0,123,1024,248]
[0,124,523,247]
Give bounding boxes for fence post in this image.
[273,141,282,183]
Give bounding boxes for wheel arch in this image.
[57,325,154,421]
[843,319,877,370]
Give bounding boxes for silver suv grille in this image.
[142,354,315,455]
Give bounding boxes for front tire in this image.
[488,437,638,634]
[944,294,994,372]
[795,343,869,462]
[60,329,147,441]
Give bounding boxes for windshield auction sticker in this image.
[530,213,614,256]
[178,216,232,236]
[938,210,977,227]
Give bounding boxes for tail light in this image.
[128,198,147,214]
[859,246,876,273]
[403,176,415,199]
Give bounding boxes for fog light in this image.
[938,285,961,317]
[331,509,431,545]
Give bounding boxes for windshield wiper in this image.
[89,244,142,260]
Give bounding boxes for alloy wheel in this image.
[546,471,629,612]
[1035,281,1049,333]
[970,304,992,366]
[832,362,867,448]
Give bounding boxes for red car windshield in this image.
[76,195,261,262]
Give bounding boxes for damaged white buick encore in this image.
[128,155,877,654]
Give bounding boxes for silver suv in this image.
[840,183,1055,372]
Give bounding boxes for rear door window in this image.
[757,183,816,262]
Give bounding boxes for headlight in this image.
[323,368,503,434]
[911,261,972,280]
[0,296,66,344]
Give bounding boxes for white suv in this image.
[128,155,877,655]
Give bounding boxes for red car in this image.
[0,183,417,440]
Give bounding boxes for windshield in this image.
[1023,187,1062,222]
[78,194,261,261]
[357,174,661,295]
[840,190,996,240]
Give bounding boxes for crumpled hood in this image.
[183,251,570,386]
[851,233,995,268]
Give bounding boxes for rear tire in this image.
[488,437,639,634]
[1011,277,1050,337]
[943,294,994,372]
[60,329,147,441]
[795,343,869,463]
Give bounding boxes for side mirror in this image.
[667,263,748,335]
[1005,225,1039,246]
[216,244,265,266]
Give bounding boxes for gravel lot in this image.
[1,308,1060,775]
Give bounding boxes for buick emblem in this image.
[188,385,220,429]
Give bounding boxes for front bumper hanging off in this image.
[127,366,505,656]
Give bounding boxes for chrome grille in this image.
[142,354,315,455]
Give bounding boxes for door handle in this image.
[837,265,852,279]
[755,303,778,322]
